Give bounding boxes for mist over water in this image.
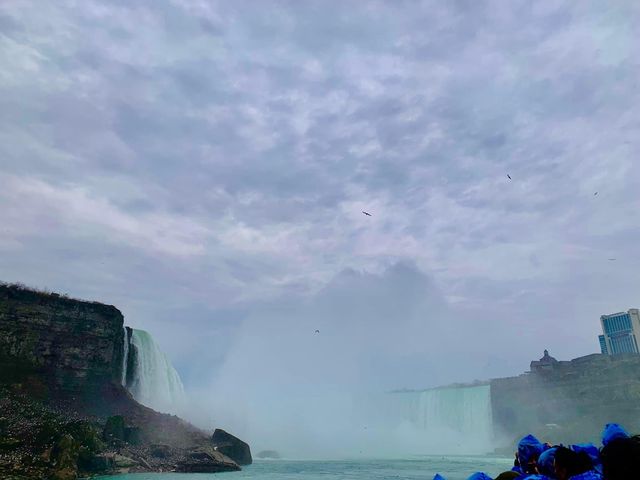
[183,264,503,458]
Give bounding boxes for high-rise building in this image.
[599,309,640,355]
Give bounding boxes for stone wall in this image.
[0,284,125,392]
[490,353,640,445]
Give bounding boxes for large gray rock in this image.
[149,444,172,458]
[113,454,138,468]
[211,428,252,465]
[176,446,241,473]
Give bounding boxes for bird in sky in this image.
[362,211,372,216]
[594,192,598,196]
[507,174,512,180]
[608,258,616,261]
[315,329,320,333]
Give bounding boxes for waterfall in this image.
[125,328,186,414]
[364,384,494,454]
[121,326,129,386]
[415,385,493,439]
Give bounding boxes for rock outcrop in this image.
[256,450,281,459]
[211,428,252,465]
[0,284,125,392]
[176,446,241,473]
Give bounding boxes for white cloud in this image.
[0,175,210,256]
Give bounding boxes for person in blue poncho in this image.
[570,444,601,474]
[467,473,493,480]
[600,433,640,480]
[494,472,519,480]
[553,446,601,480]
[536,445,558,479]
[600,423,629,447]
[432,474,447,480]
[512,434,545,475]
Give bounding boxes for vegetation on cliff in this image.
[0,386,104,479]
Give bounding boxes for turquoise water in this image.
[98,457,514,480]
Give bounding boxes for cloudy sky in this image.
[2,0,640,396]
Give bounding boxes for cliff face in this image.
[0,284,125,392]
[0,284,246,477]
[491,353,640,445]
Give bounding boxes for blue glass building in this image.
[599,309,640,355]
[598,335,608,355]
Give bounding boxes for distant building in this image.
[599,309,640,355]
[530,349,559,372]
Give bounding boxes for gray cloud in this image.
[1,0,640,402]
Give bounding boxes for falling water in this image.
[121,326,129,386]
[363,384,494,454]
[415,385,493,438]
[126,328,186,414]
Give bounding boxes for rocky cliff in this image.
[491,352,640,446]
[0,284,125,392]
[0,283,247,479]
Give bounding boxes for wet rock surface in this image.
[211,428,253,465]
[0,284,125,393]
[175,446,241,473]
[0,386,242,477]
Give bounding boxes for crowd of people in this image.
[434,423,640,480]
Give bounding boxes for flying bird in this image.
[362,211,372,216]
[507,174,512,180]
[315,329,320,333]
[594,192,598,196]
[608,258,616,261]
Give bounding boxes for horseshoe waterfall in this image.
[362,384,494,454]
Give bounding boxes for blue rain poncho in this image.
[466,473,493,480]
[433,474,447,480]
[537,446,558,478]
[570,443,601,473]
[568,471,602,480]
[518,434,545,464]
[601,423,629,446]
[519,475,553,480]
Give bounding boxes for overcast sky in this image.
[2,1,640,394]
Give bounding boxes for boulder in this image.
[176,446,241,473]
[113,454,138,468]
[256,450,281,459]
[149,444,172,458]
[210,429,252,465]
